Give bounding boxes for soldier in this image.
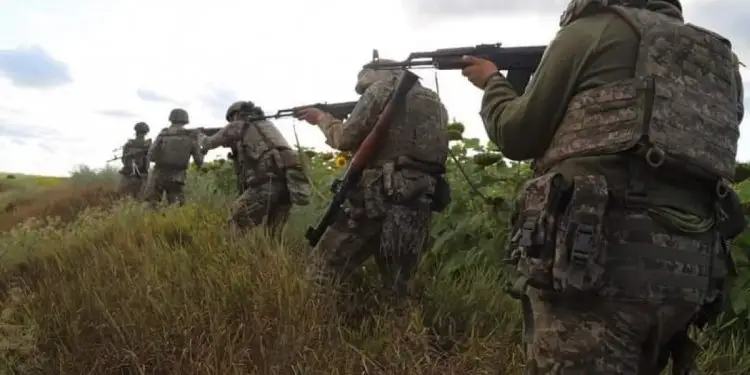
[200,101,311,235]
[294,62,451,300]
[117,122,151,198]
[461,0,744,373]
[143,108,204,207]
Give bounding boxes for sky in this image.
[0,0,747,176]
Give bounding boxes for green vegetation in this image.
[0,127,748,374]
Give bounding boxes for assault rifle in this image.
[257,101,358,121]
[305,70,420,247]
[363,43,547,94]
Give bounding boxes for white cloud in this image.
[0,0,747,176]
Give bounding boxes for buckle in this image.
[519,216,536,247]
[570,224,595,266]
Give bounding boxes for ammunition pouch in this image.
[362,168,387,218]
[272,148,302,170]
[383,156,450,212]
[505,172,571,291]
[552,175,610,293]
[273,149,311,206]
[716,185,746,240]
[508,174,613,297]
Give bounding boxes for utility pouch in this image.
[508,172,570,289]
[717,186,746,240]
[274,148,302,169]
[430,175,451,212]
[552,175,609,293]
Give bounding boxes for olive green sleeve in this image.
[120,140,131,166]
[317,81,389,151]
[480,22,605,160]
[203,122,243,150]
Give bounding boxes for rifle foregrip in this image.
[434,57,470,70]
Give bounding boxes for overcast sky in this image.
[0,0,747,176]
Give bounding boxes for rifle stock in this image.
[363,43,547,93]
[305,70,420,247]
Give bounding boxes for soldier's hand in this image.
[461,55,498,89]
[293,107,326,125]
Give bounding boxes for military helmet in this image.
[168,108,189,124]
[658,0,682,11]
[225,101,262,121]
[133,121,150,134]
[226,101,248,121]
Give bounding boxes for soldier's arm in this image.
[191,136,205,167]
[202,121,243,151]
[120,141,131,165]
[480,18,610,160]
[316,81,390,151]
[147,135,162,162]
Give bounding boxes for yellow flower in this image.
[34,176,63,186]
[334,154,347,168]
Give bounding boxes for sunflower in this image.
[334,154,347,168]
[34,176,62,186]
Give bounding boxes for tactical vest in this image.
[239,119,292,161]
[372,82,449,168]
[536,5,741,182]
[153,126,196,169]
[123,138,151,173]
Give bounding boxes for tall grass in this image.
[0,161,747,374]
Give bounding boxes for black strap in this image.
[505,276,534,344]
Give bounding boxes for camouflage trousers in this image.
[524,287,702,374]
[117,175,146,198]
[142,178,185,207]
[229,178,291,235]
[314,201,430,299]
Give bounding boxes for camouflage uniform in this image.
[143,108,204,207]
[118,122,151,198]
[482,1,744,373]
[201,101,311,234]
[312,63,451,298]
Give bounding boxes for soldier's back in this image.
[375,83,449,167]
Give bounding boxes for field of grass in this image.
[0,132,748,374]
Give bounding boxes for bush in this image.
[0,133,749,374]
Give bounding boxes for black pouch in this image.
[507,172,570,289]
[717,186,746,240]
[552,175,609,293]
[430,175,451,212]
